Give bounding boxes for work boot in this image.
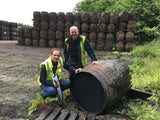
[42,93,47,99]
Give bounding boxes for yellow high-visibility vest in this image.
[65,35,87,67]
[38,57,63,86]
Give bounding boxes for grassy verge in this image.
[111,40,160,120]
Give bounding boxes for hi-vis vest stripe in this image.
[65,35,87,67]
[38,57,63,86]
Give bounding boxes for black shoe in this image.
[42,94,46,99]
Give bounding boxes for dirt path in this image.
[0,41,133,120]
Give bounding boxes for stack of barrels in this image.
[97,13,117,51]
[0,20,17,40]
[17,27,25,45]
[9,22,17,40]
[17,11,136,52]
[39,11,49,47]
[116,12,136,52]
[32,11,40,46]
[48,12,57,47]
[88,12,99,49]
[56,12,65,47]
[24,27,32,46]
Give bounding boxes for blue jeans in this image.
[40,79,70,98]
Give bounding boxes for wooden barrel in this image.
[17,28,24,37]
[41,11,48,21]
[41,21,48,31]
[57,21,65,31]
[97,32,105,41]
[118,12,129,22]
[105,41,113,51]
[17,37,25,45]
[48,30,56,40]
[81,32,88,39]
[25,38,32,46]
[81,23,89,32]
[89,23,98,32]
[110,13,118,23]
[39,39,48,47]
[56,30,64,39]
[90,12,99,23]
[89,41,96,49]
[57,12,65,21]
[81,13,90,22]
[64,31,70,38]
[96,41,104,50]
[116,42,124,51]
[73,21,81,30]
[89,32,97,40]
[107,23,115,32]
[74,12,81,21]
[65,12,74,21]
[40,30,48,39]
[24,28,32,38]
[49,21,56,30]
[129,12,136,21]
[65,21,73,31]
[56,40,64,47]
[116,31,125,41]
[125,42,133,52]
[33,11,41,21]
[119,22,126,31]
[32,39,39,46]
[32,30,40,39]
[106,33,115,41]
[125,31,134,42]
[99,23,107,32]
[48,12,57,21]
[127,21,136,31]
[48,40,56,47]
[33,20,41,30]
[100,13,109,23]
[71,59,131,114]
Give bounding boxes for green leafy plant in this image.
[28,92,58,115]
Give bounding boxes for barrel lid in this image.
[70,71,106,114]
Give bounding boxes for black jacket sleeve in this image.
[63,61,75,73]
[84,38,97,61]
[40,65,53,86]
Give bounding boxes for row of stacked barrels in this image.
[0,20,17,40]
[96,12,136,51]
[17,11,136,51]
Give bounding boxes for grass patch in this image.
[126,40,160,119]
[104,39,160,119]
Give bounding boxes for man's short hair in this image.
[70,26,79,31]
[50,48,61,55]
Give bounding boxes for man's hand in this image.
[75,68,82,73]
[53,82,60,88]
[92,61,99,65]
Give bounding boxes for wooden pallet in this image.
[35,107,132,120]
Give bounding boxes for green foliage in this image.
[103,40,160,119]
[63,89,71,96]
[18,23,32,28]
[28,92,58,115]
[124,99,160,120]
[128,40,160,119]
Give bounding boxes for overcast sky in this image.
[0,0,82,25]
